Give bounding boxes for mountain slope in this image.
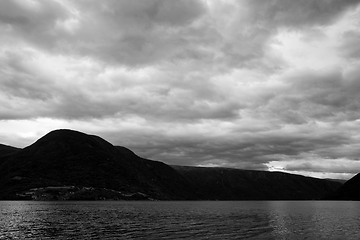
[0,129,198,200]
[0,129,342,200]
[323,173,360,200]
[0,144,20,157]
[172,166,342,200]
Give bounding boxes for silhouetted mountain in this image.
[0,129,342,200]
[323,173,360,200]
[0,129,198,200]
[172,166,342,200]
[0,144,20,157]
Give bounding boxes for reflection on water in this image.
[267,201,360,239]
[1,201,360,239]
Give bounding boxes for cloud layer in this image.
[1,0,360,179]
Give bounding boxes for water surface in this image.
[1,201,360,239]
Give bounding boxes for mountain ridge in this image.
[172,165,342,200]
[0,129,199,200]
[0,144,20,157]
[0,129,342,200]
[323,173,360,200]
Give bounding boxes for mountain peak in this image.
[26,129,115,155]
[34,129,106,144]
[0,129,198,200]
[324,173,360,200]
[0,129,343,201]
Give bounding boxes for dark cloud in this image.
[0,50,54,101]
[0,0,68,26]
[243,0,360,28]
[340,30,360,58]
[0,0,71,50]
[251,66,360,125]
[0,0,208,66]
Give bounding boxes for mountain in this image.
[323,173,360,200]
[0,129,342,200]
[0,129,198,200]
[172,166,342,200]
[324,178,347,184]
[0,144,20,157]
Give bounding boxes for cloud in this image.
[2,0,359,68]
[243,0,360,28]
[0,0,71,49]
[0,0,208,66]
[283,159,360,174]
[339,28,360,58]
[1,0,360,179]
[0,44,247,121]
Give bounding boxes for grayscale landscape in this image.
[1,0,360,239]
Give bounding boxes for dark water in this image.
[1,201,360,239]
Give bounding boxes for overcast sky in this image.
[1,0,360,179]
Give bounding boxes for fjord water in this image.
[1,201,360,239]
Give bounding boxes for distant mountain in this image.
[323,173,360,200]
[0,129,342,200]
[0,129,198,200]
[172,166,342,200]
[324,178,347,184]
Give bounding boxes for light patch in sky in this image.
[272,29,342,70]
[266,158,360,180]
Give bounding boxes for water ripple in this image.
[1,201,360,239]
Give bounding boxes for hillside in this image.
[0,129,342,200]
[0,144,20,157]
[172,166,342,200]
[323,173,360,200]
[0,129,198,200]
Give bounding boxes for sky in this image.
[1,0,360,180]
